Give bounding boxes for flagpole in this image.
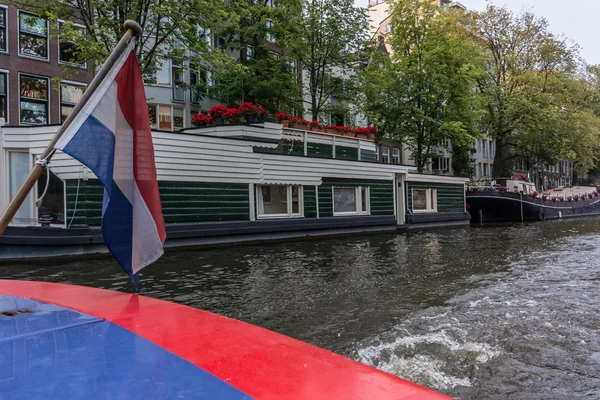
[0,20,142,236]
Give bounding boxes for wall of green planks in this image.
[405,181,465,213]
[318,178,394,218]
[66,180,250,226]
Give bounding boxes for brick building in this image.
[0,3,93,126]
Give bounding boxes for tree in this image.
[466,6,580,177]
[212,0,302,112]
[359,0,481,173]
[290,0,368,121]
[19,0,228,80]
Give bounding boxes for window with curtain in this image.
[257,185,303,218]
[332,186,370,216]
[412,188,437,212]
[20,74,49,125]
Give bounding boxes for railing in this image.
[281,127,376,162]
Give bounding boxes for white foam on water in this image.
[356,329,501,389]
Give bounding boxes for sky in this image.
[354,0,600,65]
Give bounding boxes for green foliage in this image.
[211,0,302,113]
[359,0,481,173]
[290,0,368,120]
[18,0,228,80]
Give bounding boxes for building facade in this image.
[0,3,94,126]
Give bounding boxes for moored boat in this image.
[467,178,600,223]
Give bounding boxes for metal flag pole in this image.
[0,20,142,236]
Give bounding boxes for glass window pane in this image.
[61,84,84,104]
[0,73,5,95]
[19,34,47,58]
[0,9,5,27]
[20,13,47,36]
[21,76,48,100]
[413,189,427,210]
[361,187,367,212]
[0,95,6,121]
[430,189,436,210]
[0,28,5,52]
[60,40,77,63]
[158,105,171,130]
[20,101,47,124]
[9,152,31,221]
[37,169,64,225]
[156,59,171,86]
[173,108,184,129]
[261,185,288,214]
[148,105,157,128]
[291,186,299,214]
[333,187,357,213]
[61,105,74,122]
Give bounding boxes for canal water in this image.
[2,218,600,399]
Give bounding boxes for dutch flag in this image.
[55,42,166,289]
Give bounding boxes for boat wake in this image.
[355,308,501,391]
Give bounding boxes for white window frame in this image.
[0,5,8,54]
[392,148,400,164]
[57,19,87,69]
[266,19,275,43]
[246,45,254,60]
[256,185,304,219]
[412,188,437,213]
[60,79,87,123]
[18,10,49,61]
[19,73,50,126]
[332,186,370,216]
[149,104,185,131]
[381,147,390,164]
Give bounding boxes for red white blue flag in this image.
[55,42,166,289]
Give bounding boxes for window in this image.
[266,20,275,43]
[0,6,7,53]
[172,61,184,101]
[19,11,48,60]
[489,140,494,159]
[332,186,370,216]
[9,152,32,222]
[156,59,171,86]
[60,81,86,122]
[483,163,488,176]
[257,185,303,218]
[381,147,390,163]
[490,164,494,176]
[269,51,279,61]
[482,140,487,158]
[59,21,86,68]
[173,108,184,130]
[149,104,184,130]
[412,188,437,213]
[0,71,7,122]
[266,0,275,6]
[287,59,297,74]
[392,148,400,164]
[246,45,254,60]
[20,74,49,125]
[37,168,65,225]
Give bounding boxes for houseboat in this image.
[0,122,470,259]
[467,177,600,223]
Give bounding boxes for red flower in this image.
[222,107,241,119]
[208,105,228,117]
[191,113,212,125]
[309,120,320,126]
[238,102,266,115]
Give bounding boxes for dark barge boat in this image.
[467,179,600,223]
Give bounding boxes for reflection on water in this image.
[3,218,600,398]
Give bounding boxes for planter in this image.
[290,123,309,130]
[214,117,225,126]
[325,129,337,135]
[192,122,208,128]
[355,132,369,139]
[280,120,290,128]
[310,126,324,133]
[342,131,355,137]
[245,112,257,124]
